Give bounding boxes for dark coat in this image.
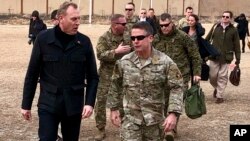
[28,18,47,39]
[182,23,220,59]
[234,16,249,39]
[144,17,158,35]
[22,27,99,116]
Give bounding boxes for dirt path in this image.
[0,24,249,141]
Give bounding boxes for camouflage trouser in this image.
[164,76,189,133]
[94,86,124,130]
[121,119,164,141]
[94,86,108,130]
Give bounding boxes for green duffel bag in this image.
[185,84,207,119]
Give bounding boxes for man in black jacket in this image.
[21,2,99,141]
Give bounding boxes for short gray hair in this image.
[57,2,78,16]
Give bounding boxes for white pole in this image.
[150,0,153,8]
[78,0,81,10]
[140,0,143,10]
[89,0,92,24]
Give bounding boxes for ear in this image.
[148,35,154,42]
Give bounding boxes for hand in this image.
[114,42,131,54]
[82,105,93,119]
[21,109,32,121]
[162,113,177,132]
[110,110,121,127]
[193,75,201,82]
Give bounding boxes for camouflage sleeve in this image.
[184,35,202,76]
[108,60,123,110]
[166,61,183,114]
[96,35,117,62]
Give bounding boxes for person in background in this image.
[153,13,201,141]
[109,21,183,141]
[94,14,131,141]
[21,2,99,141]
[205,11,240,103]
[123,2,139,45]
[51,9,59,26]
[139,8,157,35]
[234,13,249,53]
[178,6,193,29]
[28,10,47,45]
[147,8,160,32]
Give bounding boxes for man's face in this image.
[221,12,231,24]
[159,19,173,35]
[131,28,153,52]
[32,16,37,21]
[147,10,154,18]
[140,10,147,18]
[58,6,80,35]
[125,4,135,18]
[185,9,193,18]
[51,19,59,26]
[113,17,127,35]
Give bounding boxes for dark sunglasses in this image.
[159,23,171,28]
[125,8,133,11]
[222,15,230,19]
[130,35,148,41]
[116,23,127,26]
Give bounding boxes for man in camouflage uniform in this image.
[123,2,140,45]
[109,22,183,141]
[177,6,193,29]
[94,14,132,141]
[153,13,201,140]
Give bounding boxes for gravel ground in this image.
[0,24,249,141]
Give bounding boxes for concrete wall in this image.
[0,0,250,18]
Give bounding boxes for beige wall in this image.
[1,0,250,18]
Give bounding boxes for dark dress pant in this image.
[38,108,82,141]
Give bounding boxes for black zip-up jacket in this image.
[22,26,99,116]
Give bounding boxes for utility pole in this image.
[167,0,169,13]
[46,0,49,16]
[182,0,185,15]
[112,0,114,15]
[20,0,23,15]
[198,0,200,17]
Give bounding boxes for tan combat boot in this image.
[165,130,176,141]
[94,128,105,141]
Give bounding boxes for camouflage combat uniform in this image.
[153,28,201,91]
[123,16,139,45]
[178,17,188,29]
[95,28,130,130]
[109,48,183,141]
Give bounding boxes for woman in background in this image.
[28,10,47,45]
[234,13,249,53]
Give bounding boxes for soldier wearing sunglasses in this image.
[109,21,183,141]
[94,14,132,141]
[153,13,201,141]
[205,11,240,104]
[123,2,139,45]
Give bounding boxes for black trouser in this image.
[38,108,82,141]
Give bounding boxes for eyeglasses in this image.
[159,23,171,28]
[130,35,148,41]
[141,12,146,14]
[115,23,127,26]
[125,8,133,11]
[222,15,230,19]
